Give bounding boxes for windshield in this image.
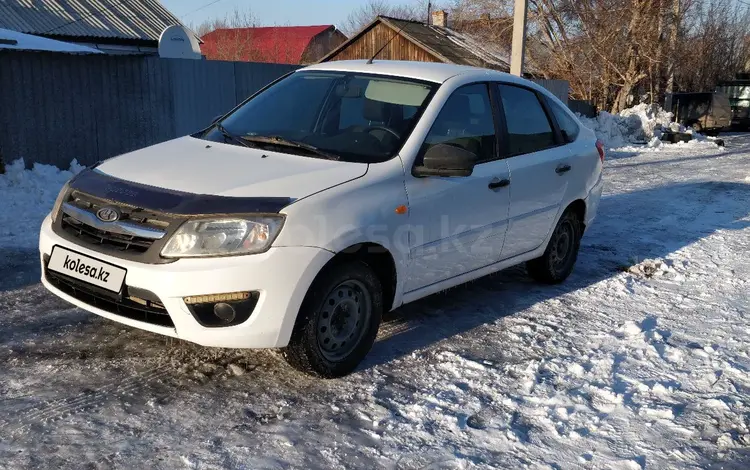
[200,71,437,163]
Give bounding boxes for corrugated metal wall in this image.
[0,51,298,167]
[530,79,570,104]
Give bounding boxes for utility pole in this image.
[664,0,679,111]
[665,0,680,95]
[510,0,529,76]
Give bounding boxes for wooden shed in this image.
[319,14,511,72]
[319,13,571,104]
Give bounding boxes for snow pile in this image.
[579,104,674,148]
[612,137,723,154]
[0,159,83,248]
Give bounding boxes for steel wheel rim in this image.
[317,279,372,362]
[550,219,574,271]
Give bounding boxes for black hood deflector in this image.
[69,169,293,215]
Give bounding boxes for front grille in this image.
[52,190,179,264]
[45,268,175,328]
[61,214,154,253]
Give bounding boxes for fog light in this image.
[213,302,236,323]
[184,291,251,304]
[183,291,260,328]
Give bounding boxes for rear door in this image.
[494,84,571,260]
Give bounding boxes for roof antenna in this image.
[367,20,407,64]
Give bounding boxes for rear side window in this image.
[547,98,580,142]
[421,83,497,162]
[497,84,556,156]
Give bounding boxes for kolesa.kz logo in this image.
[62,255,110,282]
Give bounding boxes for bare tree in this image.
[341,0,436,36]
[191,7,258,37]
[337,0,750,110]
[674,0,750,92]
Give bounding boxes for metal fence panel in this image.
[94,55,175,165]
[531,79,570,104]
[568,99,597,118]
[170,58,237,137]
[233,61,299,104]
[0,51,297,168]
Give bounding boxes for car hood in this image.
[95,136,368,199]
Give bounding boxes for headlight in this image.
[161,216,285,258]
[50,182,71,223]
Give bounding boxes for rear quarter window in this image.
[547,97,580,143]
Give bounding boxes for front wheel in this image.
[526,210,583,284]
[282,261,382,378]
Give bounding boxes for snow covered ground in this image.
[1,135,750,469]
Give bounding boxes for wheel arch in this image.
[566,199,587,230]
[317,243,398,312]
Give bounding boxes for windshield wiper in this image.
[241,135,340,161]
[215,123,252,148]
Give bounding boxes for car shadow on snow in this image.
[363,180,750,370]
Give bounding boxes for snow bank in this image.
[0,159,83,248]
[578,104,675,148]
[612,137,722,154]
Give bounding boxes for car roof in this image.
[302,60,518,85]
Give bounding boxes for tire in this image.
[282,261,383,378]
[526,210,583,284]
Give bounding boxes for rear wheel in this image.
[526,210,583,284]
[282,261,382,378]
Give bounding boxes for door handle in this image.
[555,164,572,174]
[488,178,511,190]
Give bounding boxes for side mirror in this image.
[413,144,478,177]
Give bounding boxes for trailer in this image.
[716,75,750,131]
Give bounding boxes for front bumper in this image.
[39,215,334,348]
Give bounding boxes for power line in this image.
[180,0,227,18]
[42,0,136,34]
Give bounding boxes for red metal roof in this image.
[201,25,334,64]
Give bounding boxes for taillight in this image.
[596,140,605,163]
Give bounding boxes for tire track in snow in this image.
[0,360,173,438]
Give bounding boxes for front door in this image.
[404,83,511,293]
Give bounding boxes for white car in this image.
[40,61,604,378]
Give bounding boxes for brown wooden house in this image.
[319,12,511,72]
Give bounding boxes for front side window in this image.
[497,84,556,156]
[419,83,497,163]
[201,71,436,163]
